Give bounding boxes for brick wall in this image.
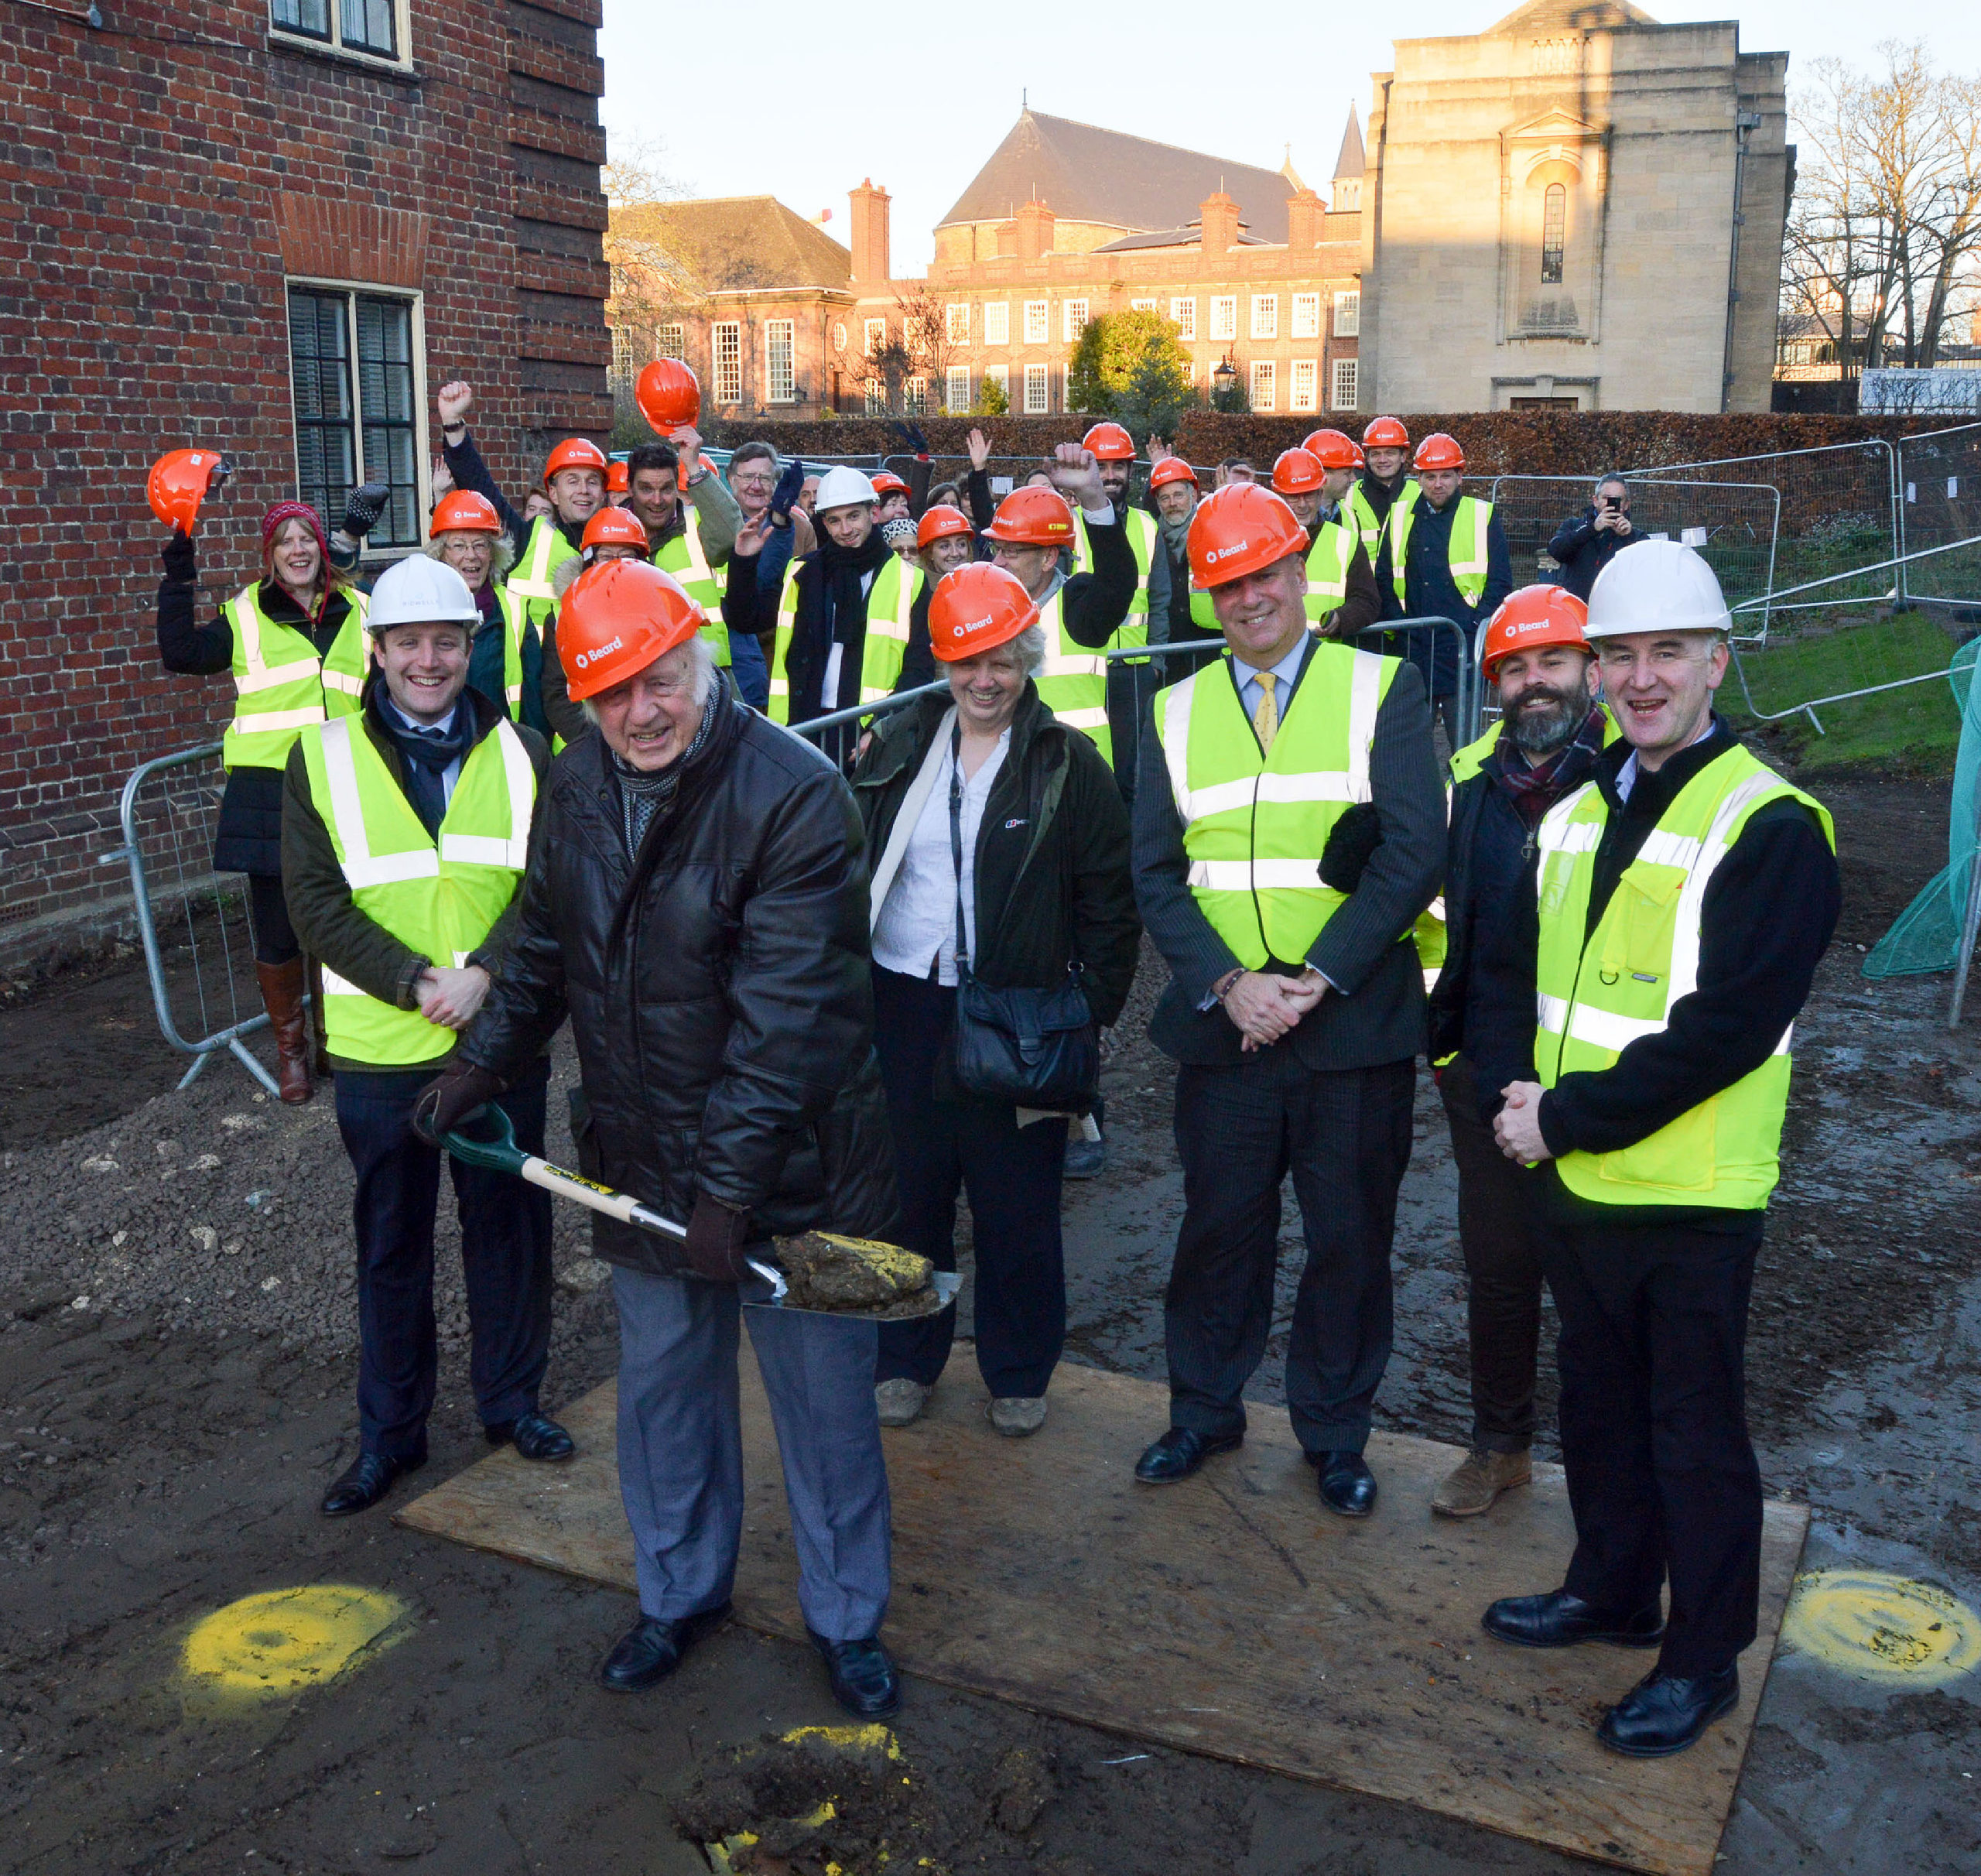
[0,0,609,975]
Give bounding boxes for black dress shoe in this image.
[1133,1426,1243,1484]
[1599,1665,1740,1757]
[598,1604,731,1693]
[1311,1449,1377,1517]
[320,1449,423,1518]
[1482,1589,1666,1650]
[808,1628,902,1718]
[486,1411,576,1462]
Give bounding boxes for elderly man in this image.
[1131,484,1444,1514]
[282,555,567,1519]
[419,560,905,1717]
[1486,541,1839,1758]
[1268,444,1381,636]
[1144,451,1220,679]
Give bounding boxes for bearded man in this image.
[1423,587,1610,1519]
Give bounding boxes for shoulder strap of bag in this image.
[949,723,970,980]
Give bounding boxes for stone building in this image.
[0,0,609,965]
[1358,0,1790,413]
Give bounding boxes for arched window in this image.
[1541,183,1566,286]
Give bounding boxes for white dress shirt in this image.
[871,729,1011,984]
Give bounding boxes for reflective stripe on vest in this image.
[1032,587,1111,765]
[299,714,535,1066]
[1153,643,1396,968]
[223,584,371,770]
[1073,506,1155,661]
[767,555,922,725]
[655,507,732,666]
[1531,745,1834,1209]
[1390,493,1493,609]
[1304,519,1354,622]
[1348,478,1417,570]
[507,516,577,633]
[496,584,529,716]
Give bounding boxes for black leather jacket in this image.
[458,680,900,1274]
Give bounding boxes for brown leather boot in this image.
[305,957,334,1077]
[255,957,313,1104]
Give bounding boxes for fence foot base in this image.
[228,1036,283,1099]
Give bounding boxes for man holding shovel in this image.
[417,560,906,1717]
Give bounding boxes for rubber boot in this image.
[255,957,314,1104]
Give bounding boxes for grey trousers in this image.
[612,1265,891,1642]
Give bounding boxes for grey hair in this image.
[424,531,516,581]
[1011,621,1048,675]
[1593,473,1629,500]
[578,634,718,724]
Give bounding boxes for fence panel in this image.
[1896,423,1981,612]
[102,743,280,1096]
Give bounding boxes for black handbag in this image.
[946,727,1099,1110]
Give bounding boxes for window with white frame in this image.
[1333,290,1360,337]
[1023,362,1049,413]
[1062,298,1090,342]
[1171,296,1196,341]
[905,375,928,416]
[984,363,1010,404]
[946,301,970,344]
[1251,294,1278,340]
[656,322,686,360]
[1292,293,1321,340]
[864,378,886,416]
[1290,359,1318,413]
[1131,297,1157,313]
[271,0,401,61]
[712,321,742,403]
[1332,357,1359,409]
[863,317,887,358]
[1250,361,1276,410]
[286,283,422,549]
[1024,300,1049,344]
[984,301,1010,346]
[946,365,971,413]
[765,319,795,402]
[1210,295,1237,342]
[609,325,635,395]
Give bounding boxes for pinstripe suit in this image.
[1131,639,1446,1452]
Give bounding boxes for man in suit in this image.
[1130,483,1445,1515]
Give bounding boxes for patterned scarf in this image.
[1493,705,1608,830]
[609,683,721,858]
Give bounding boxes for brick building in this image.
[0,0,609,968]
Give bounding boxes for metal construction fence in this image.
[103,742,281,1097]
[1895,423,1981,612]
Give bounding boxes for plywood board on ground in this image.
[398,1350,1805,1875]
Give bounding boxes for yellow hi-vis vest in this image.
[223,584,371,771]
[653,506,732,667]
[493,584,531,719]
[1303,517,1356,626]
[768,555,922,725]
[1390,493,1494,611]
[1532,742,1833,1210]
[506,515,578,636]
[1033,586,1111,766]
[1153,642,1401,969]
[1074,505,1156,661]
[298,714,536,1067]
[1347,478,1418,572]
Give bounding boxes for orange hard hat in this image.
[984,484,1076,546]
[607,460,629,495]
[1362,416,1411,451]
[558,560,705,700]
[1271,447,1325,497]
[1186,483,1310,590]
[1148,456,1199,493]
[147,448,231,533]
[929,563,1041,662]
[1081,421,1135,461]
[869,469,909,498]
[543,436,609,485]
[1302,428,1363,471]
[581,505,652,553]
[635,358,700,436]
[429,490,503,536]
[915,504,973,549]
[1414,431,1466,473]
[1480,584,1592,682]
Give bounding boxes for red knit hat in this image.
[261,499,330,560]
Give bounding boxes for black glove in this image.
[341,479,393,539]
[161,527,197,585]
[768,457,805,524]
[1319,802,1383,894]
[411,1060,506,1147]
[681,1191,758,1284]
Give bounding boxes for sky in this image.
[600,0,1976,276]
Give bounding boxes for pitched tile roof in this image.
[611,196,851,293]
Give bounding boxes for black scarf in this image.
[814,524,893,708]
[380,697,472,837]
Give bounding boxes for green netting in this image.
[1863,638,1981,977]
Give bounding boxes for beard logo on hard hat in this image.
[573,635,623,671]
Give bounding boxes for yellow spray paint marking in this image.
[1781,1570,1981,1687]
[182,1584,409,1695]
[779,1721,902,1759]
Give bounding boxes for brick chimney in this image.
[848,179,891,285]
[994,217,1018,258]
[1285,187,1323,248]
[1014,198,1055,262]
[1199,191,1240,254]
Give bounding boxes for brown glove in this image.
[682,1191,758,1284]
[411,1060,506,1147]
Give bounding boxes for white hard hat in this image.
[813,466,878,513]
[367,554,481,632]
[1585,538,1732,638]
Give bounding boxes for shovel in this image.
[441,1105,959,1320]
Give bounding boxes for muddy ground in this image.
[2,772,1978,1874]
